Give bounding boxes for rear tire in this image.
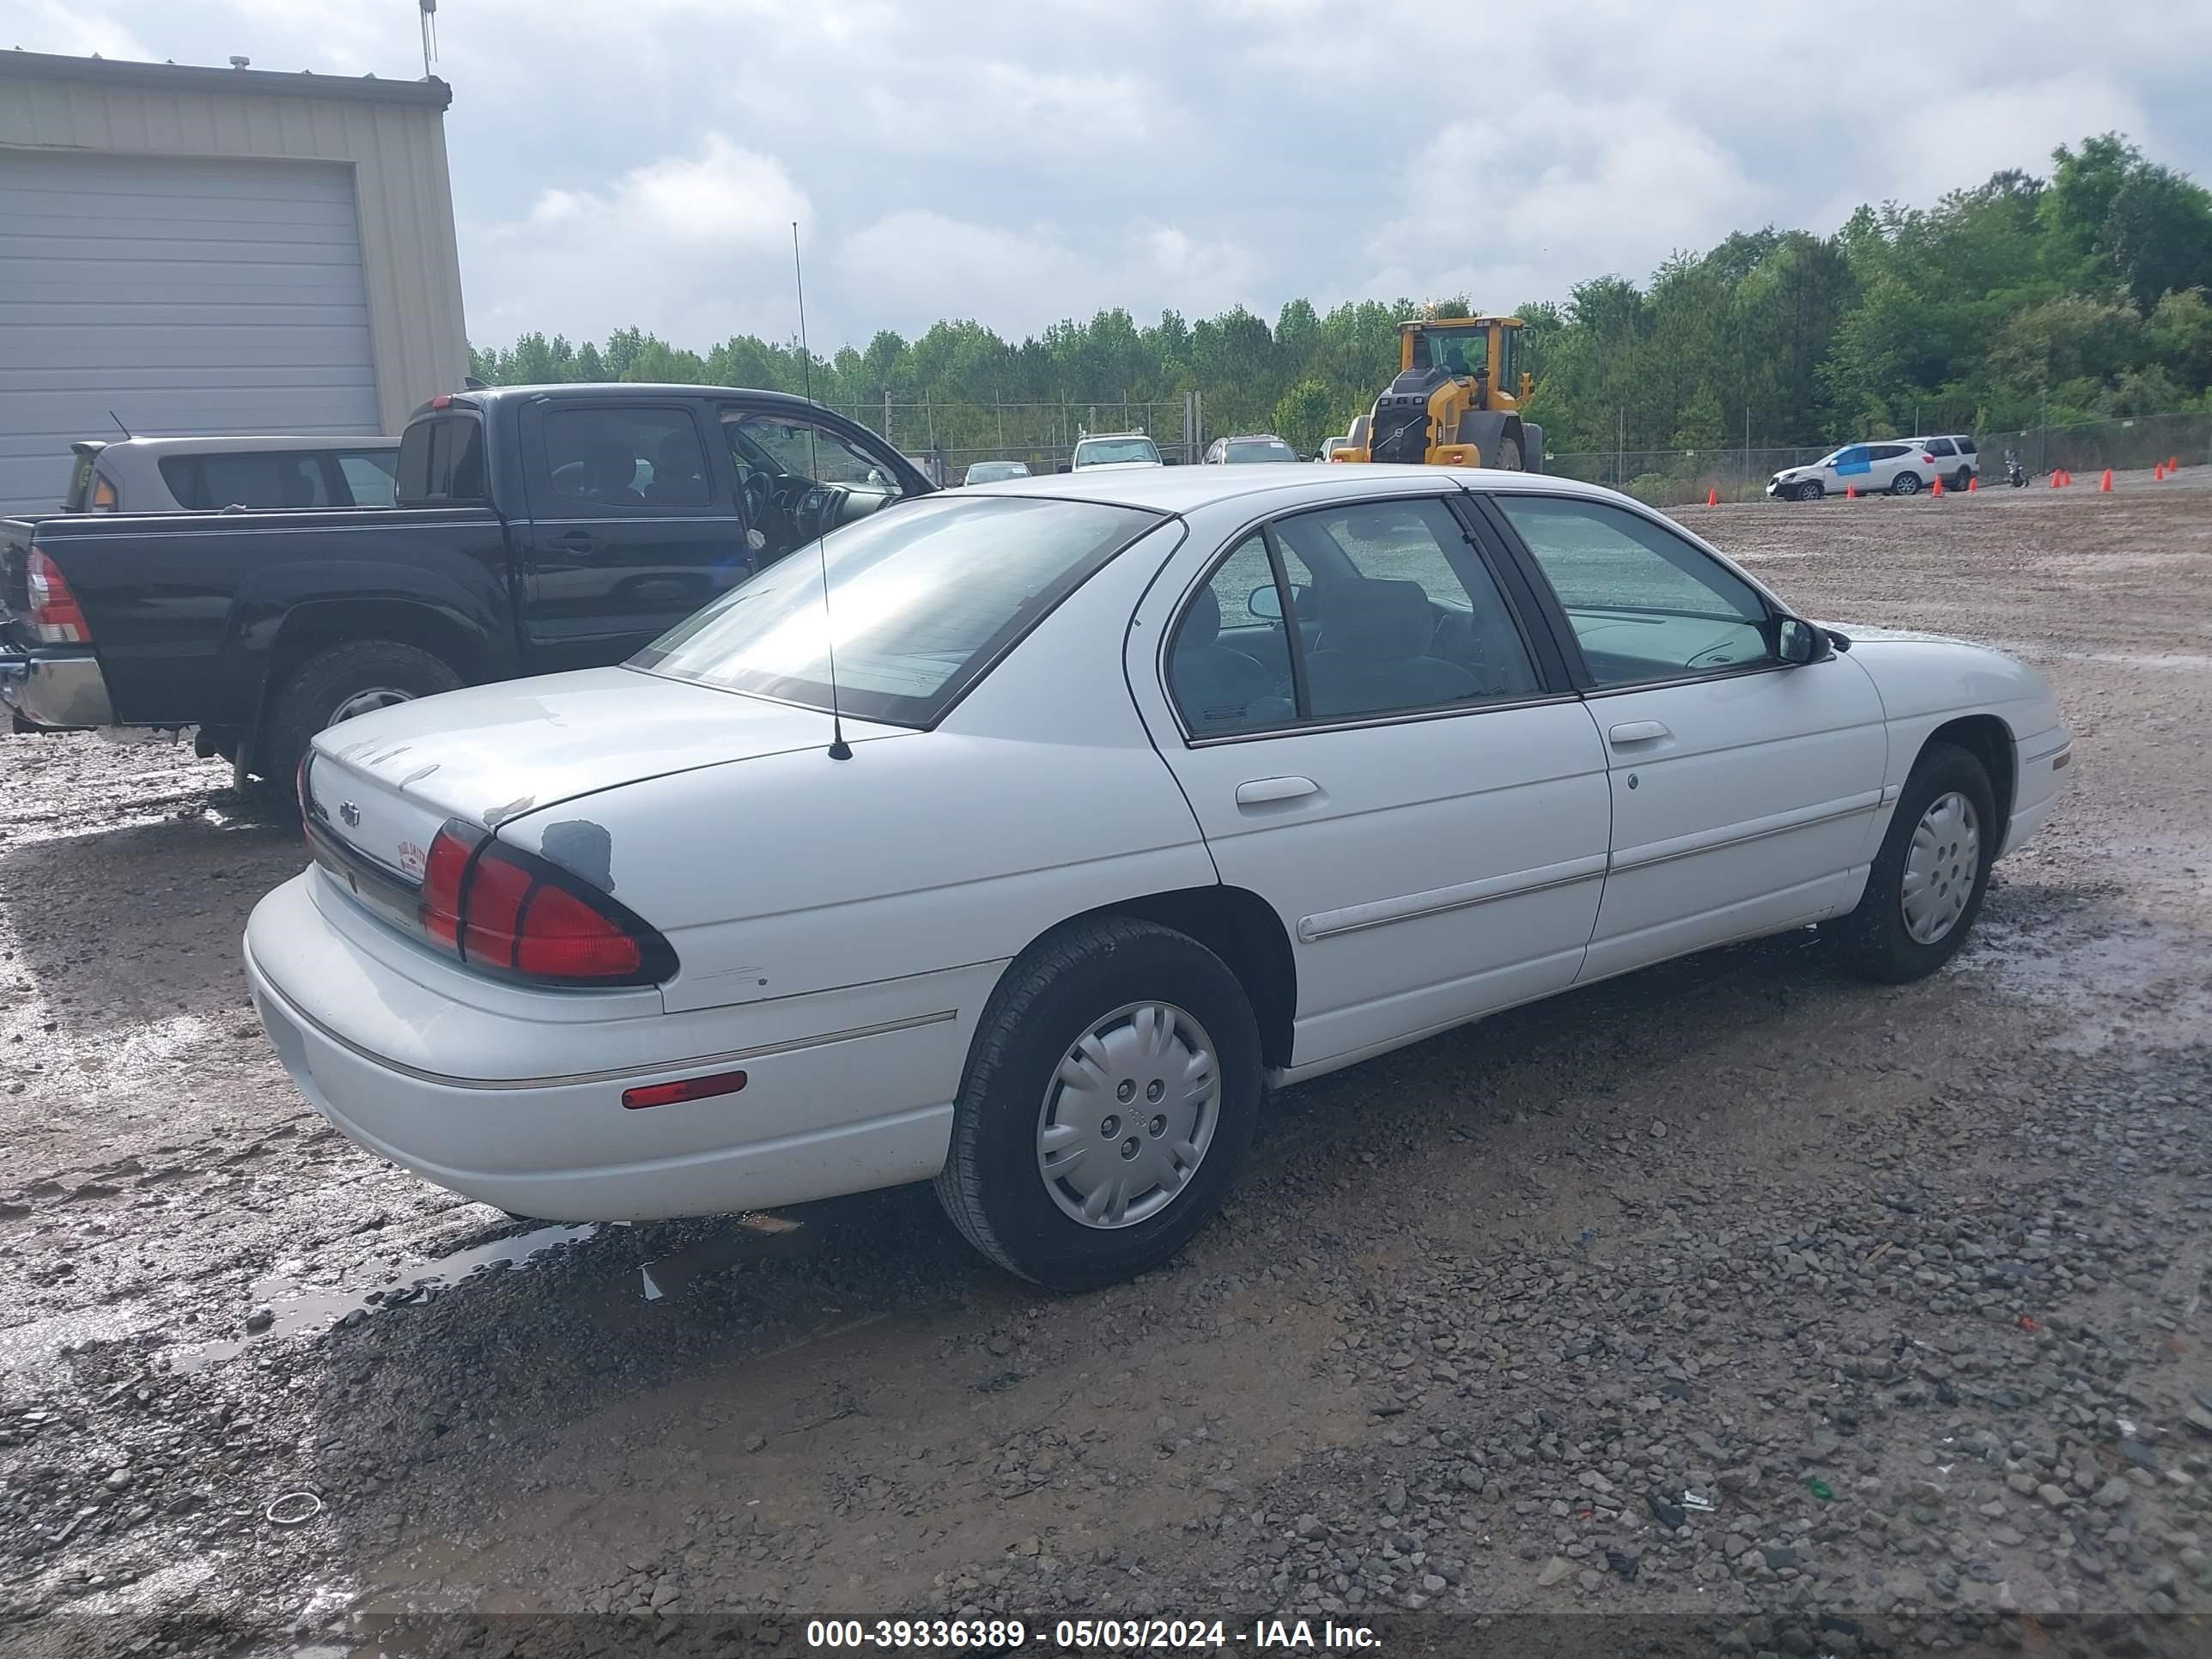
[933,917,1261,1291]
[1488,434,1523,471]
[1825,742,1996,983]
[1891,471,1922,496]
[1953,467,1973,493]
[259,640,461,784]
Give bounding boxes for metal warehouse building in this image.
[0,49,468,515]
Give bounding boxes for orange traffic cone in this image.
[1706,487,1718,507]
[1967,474,1978,491]
[2155,462,2166,481]
[2171,455,2180,471]
[1932,472,1945,496]
[1846,483,1856,499]
[2051,471,2062,488]
[2100,469,2113,492]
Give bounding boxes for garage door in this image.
[0,149,380,516]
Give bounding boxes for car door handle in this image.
[556,531,605,555]
[1607,720,1670,745]
[1236,775,1319,807]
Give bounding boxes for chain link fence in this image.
[1547,411,2212,507]
[819,397,1201,484]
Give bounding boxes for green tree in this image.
[1271,378,1339,455]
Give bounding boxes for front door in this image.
[1485,491,1889,981]
[518,400,750,674]
[1127,491,1613,1074]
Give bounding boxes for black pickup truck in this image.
[0,384,931,784]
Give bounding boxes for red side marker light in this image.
[429,393,453,410]
[623,1070,748,1110]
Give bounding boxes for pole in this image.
[1617,408,1625,489]
[882,388,891,447]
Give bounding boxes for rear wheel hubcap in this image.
[1036,1000,1219,1230]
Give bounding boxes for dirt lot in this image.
[3,471,2209,1657]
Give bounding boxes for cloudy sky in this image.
[13,0,2212,355]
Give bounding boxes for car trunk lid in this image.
[301,665,908,923]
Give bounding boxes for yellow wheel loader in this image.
[1334,315,1541,472]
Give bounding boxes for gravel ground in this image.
[2,471,2208,1657]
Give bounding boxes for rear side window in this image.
[160,451,338,511]
[544,408,710,508]
[337,450,398,507]
[397,417,487,506]
[1923,438,1956,458]
[1869,444,1910,461]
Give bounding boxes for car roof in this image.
[90,434,398,454]
[939,463,1627,515]
[1223,434,1291,442]
[1074,431,1154,441]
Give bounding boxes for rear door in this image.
[1127,491,1612,1073]
[517,400,750,673]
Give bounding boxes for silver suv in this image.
[63,435,400,514]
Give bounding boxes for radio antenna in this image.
[793,221,850,761]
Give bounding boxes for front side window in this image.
[544,407,711,508]
[1495,495,1771,687]
[1956,436,1978,454]
[633,495,1158,727]
[731,414,902,490]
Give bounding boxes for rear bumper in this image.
[243,870,975,1220]
[0,648,112,729]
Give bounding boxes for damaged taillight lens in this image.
[416,819,672,987]
[27,550,92,643]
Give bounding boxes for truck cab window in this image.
[543,409,710,510]
[724,413,905,562]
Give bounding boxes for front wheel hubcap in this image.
[1036,1000,1219,1230]
[1901,790,1980,945]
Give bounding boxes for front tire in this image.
[260,640,461,784]
[1795,480,1823,502]
[1826,742,1996,982]
[934,917,1261,1291]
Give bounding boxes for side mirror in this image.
[1774,617,1826,665]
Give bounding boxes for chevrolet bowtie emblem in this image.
[338,800,362,827]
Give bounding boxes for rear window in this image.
[1224,439,1297,464]
[1074,438,1160,467]
[632,495,1159,728]
[397,416,487,506]
[160,451,341,511]
[64,447,100,512]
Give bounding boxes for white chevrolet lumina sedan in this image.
[246,466,2070,1290]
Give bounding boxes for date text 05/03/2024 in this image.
[803,1618,1382,1649]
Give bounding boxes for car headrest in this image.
[1322,578,1434,660]
[586,441,637,489]
[1180,585,1222,648]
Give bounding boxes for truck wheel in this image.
[260,641,460,783]
[933,916,1261,1291]
[1487,434,1523,471]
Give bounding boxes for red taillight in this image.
[1922,453,1936,465]
[26,550,91,643]
[623,1070,747,1110]
[416,819,671,986]
[429,394,453,410]
[418,823,479,951]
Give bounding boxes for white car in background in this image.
[62,434,400,514]
[248,466,2069,1290]
[1911,435,1981,494]
[1070,433,1163,471]
[962,460,1032,485]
